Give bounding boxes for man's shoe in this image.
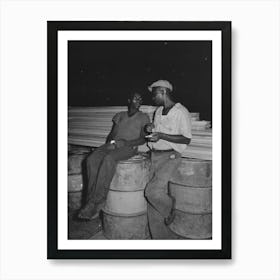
[77,202,104,221]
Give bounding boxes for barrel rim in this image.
[107,188,146,193]
[68,189,83,193]
[173,208,212,215]
[169,181,212,189]
[181,157,212,163]
[168,210,212,239]
[174,208,212,215]
[68,171,83,176]
[117,157,150,164]
[168,226,213,240]
[102,208,147,217]
[68,151,90,155]
[117,152,150,162]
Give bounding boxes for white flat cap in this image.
[148,80,173,92]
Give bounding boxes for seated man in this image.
[78,91,150,220]
[144,80,192,239]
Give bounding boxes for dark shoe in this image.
[78,202,104,221]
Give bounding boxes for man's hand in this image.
[144,123,155,134]
[107,143,115,150]
[115,139,127,148]
[146,132,162,142]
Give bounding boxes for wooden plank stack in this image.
[68,106,212,160]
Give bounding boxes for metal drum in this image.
[68,147,91,175]
[102,153,150,239]
[102,211,149,240]
[104,190,147,215]
[68,174,83,210]
[68,147,91,210]
[168,158,212,239]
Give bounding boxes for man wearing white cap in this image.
[145,80,192,239]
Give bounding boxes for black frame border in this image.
[47,21,231,259]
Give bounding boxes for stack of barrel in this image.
[68,146,91,211]
[102,153,151,239]
[168,158,212,239]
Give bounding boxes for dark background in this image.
[68,41,212,121]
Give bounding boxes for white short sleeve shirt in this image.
[149,103,192,154]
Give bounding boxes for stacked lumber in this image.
[68,106,212,160]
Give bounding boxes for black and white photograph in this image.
[48,21,231,259]
[67,41,213,240]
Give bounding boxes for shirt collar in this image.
[159,102,180,115]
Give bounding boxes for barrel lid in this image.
[182,157,212,163]
[120,153,150,163]
[69,149,91,156]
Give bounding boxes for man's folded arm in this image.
[159,133,191,145]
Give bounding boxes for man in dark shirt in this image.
[78,92,150,220]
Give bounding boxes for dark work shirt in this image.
[112,111,150,141]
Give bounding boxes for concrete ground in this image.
[68,209,151,240]
[68,209,103,239]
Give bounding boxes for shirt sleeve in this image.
[179,110,192,139]
[112,112,121,124]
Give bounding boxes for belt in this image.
[151,149,174,153]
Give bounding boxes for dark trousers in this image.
[145,151,182,239]
[85,143,137,207]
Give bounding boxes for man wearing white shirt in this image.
[145,80,192,239]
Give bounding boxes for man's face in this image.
[129,93,143,109]
[151,87,165,106]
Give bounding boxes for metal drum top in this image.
[68,145,91,154]
[118,153,150,164]
[170,157,212,187]
[109,153,151,192]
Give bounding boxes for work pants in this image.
[145,150,182,239]
[85,143,137,207]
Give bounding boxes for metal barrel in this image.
[102,154,150,239]
[68,174,83,210]
[102,210,149,239]
[68,148,91,175]
[104,190,147,214]
[168,158,212,239]
[68,146,91,210]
